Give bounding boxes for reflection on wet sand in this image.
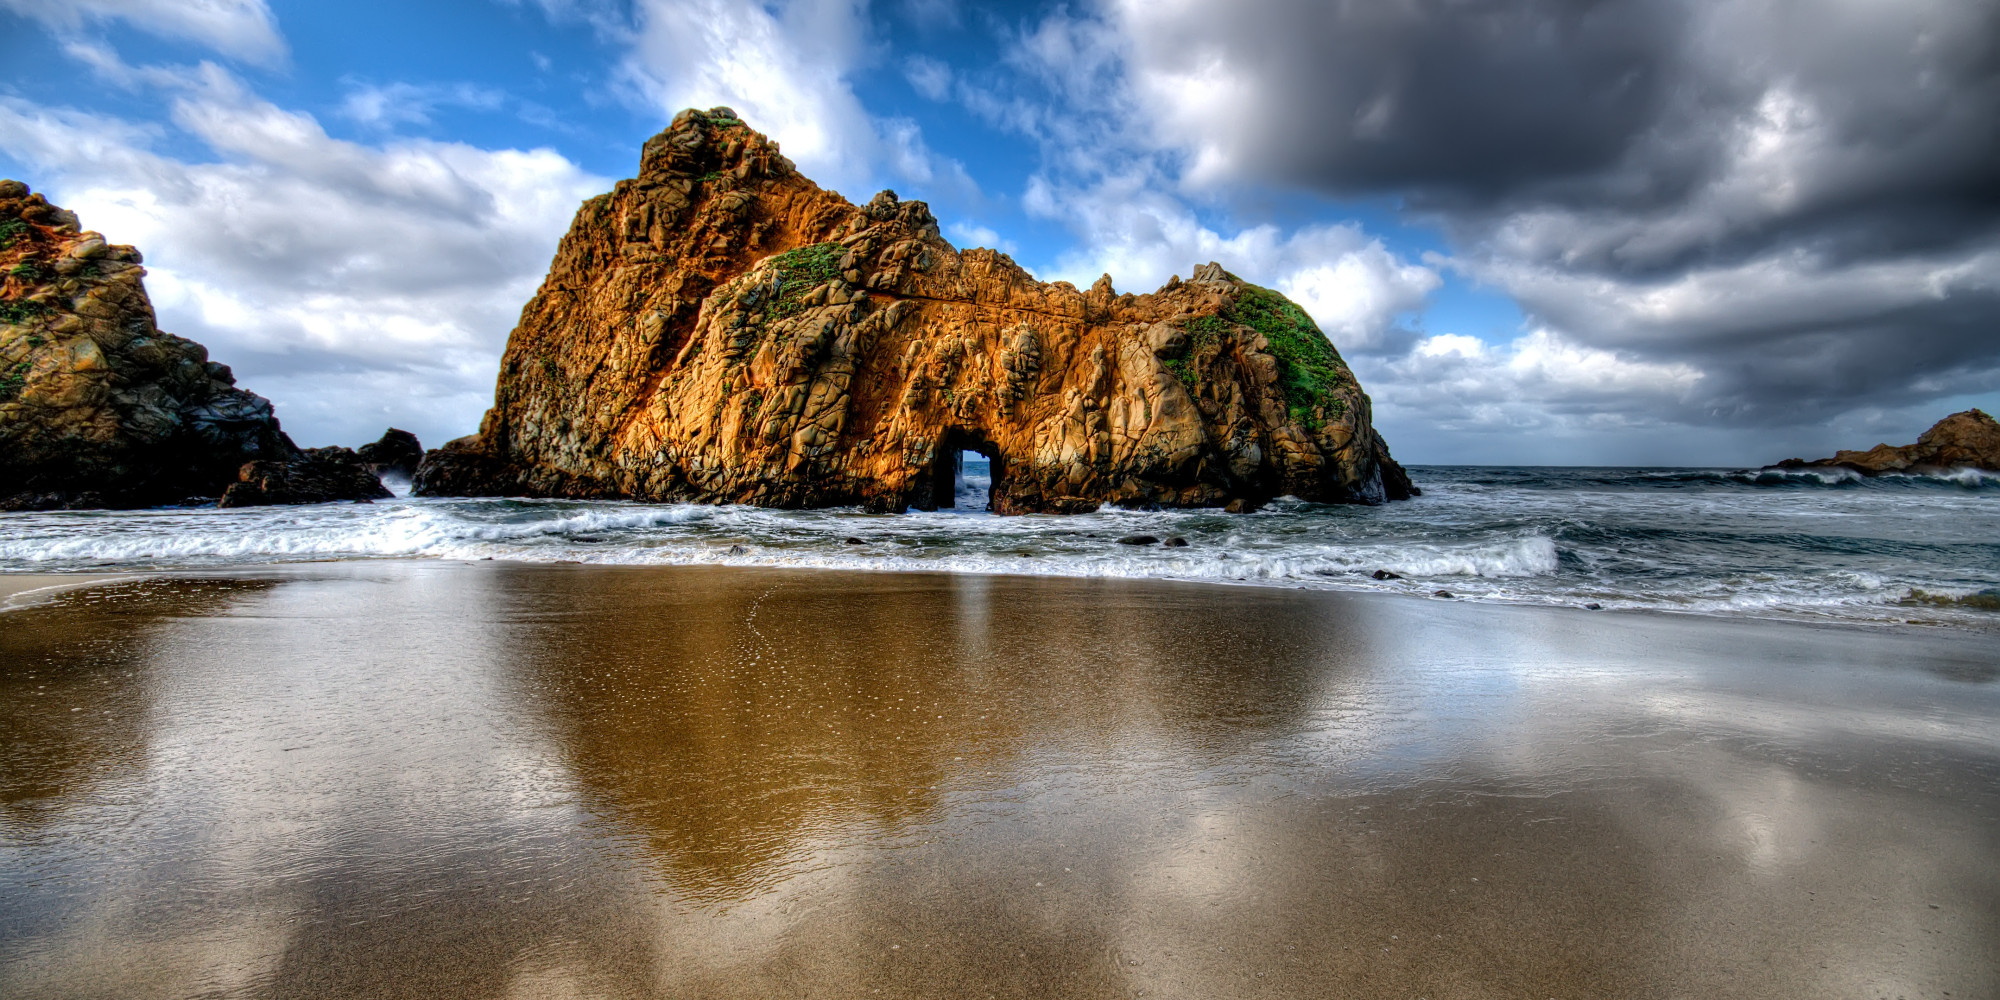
[1,562,1996,999]
[0,578,274,817]
[502,569,1342,903]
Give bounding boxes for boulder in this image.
[1773,410,2000,475]
[356,427,423,479]
[219,447,394,508]
[0,182,389,509]
[416,110,1417,512]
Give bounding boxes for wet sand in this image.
[0,573,128,611]
[1,562,1995,999]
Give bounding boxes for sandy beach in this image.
[1,562,1995,999]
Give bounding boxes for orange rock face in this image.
[1775,409,2000,475]
[417,108,1416,512]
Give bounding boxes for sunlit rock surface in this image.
[417,109,1415,513]
[1775,409,2000,476]
[0,181,387,510]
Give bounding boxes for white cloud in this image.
[944,221,1015,255]
[0,61,607,449]
[615,0,957,202]
[1366,329,1701,433]
[338,82,508,129]
[1023,173,1438,352]
[1,0,286,66]
[903,56,952,101]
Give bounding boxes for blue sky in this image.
[3,0,1994,464]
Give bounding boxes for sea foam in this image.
[2,465,1995,626]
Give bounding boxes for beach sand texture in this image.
[1,563,1995,999]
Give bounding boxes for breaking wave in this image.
[2,463,1996,625]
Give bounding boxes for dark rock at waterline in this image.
[357,427,423,479]
[0,182,320,510]
[1163,536,1189,547]
[844,536,865,544]
[218,447,394,508]
[1373,569,1401,580]
[1117,534,1160,546]
[1902,588,2000,611]
[1772,409,2000,475]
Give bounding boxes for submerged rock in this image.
[1773,409,2000,476]
[0,182,390,509]
[1901,588,2000,612]
[416,109,1417,513]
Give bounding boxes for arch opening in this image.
[920,429,1005,512]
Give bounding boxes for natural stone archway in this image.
[414,108,1417,513]
[919,429,1005,512]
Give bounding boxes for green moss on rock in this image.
[1227,284,1352,430]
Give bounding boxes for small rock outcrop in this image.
[1774,410,2000,475]
[417,109,1415,512]
[0,181,389,509]
[356,427,424,479]
[220,447,393,508]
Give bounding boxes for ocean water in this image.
[1,460,1996,625]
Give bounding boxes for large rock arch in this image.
[416,109,1417,513]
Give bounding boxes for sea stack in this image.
[357,427,425,480]
[0,181,389,509]
[1774,409,2000,476]
[416,108,1416,513]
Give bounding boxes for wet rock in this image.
[1162,535,1189,547]
[218,448,394,507]
[1372,569,1401,580]
[1117,534,1160,545]
[1772,409,2000,475]
[414,111,1416,513]
[844,536,866,544]
[356,427,424,479]
[1902,588,2000,611]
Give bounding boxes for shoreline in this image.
[4,554,1994,633]
[0,572,139,611]
[2,463,1994,629]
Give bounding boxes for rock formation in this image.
[0,181,389,509]
[417,108,1415,513]
[1773,410,2000,475]
[356,427,424,479]
[220,447,392,507]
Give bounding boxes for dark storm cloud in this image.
[1110,0,2000,426]
[1135,0,1683,199]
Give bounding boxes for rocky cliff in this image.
[417,108,1415,513]
[1774,410,2000,475]
[0,181,388,509]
